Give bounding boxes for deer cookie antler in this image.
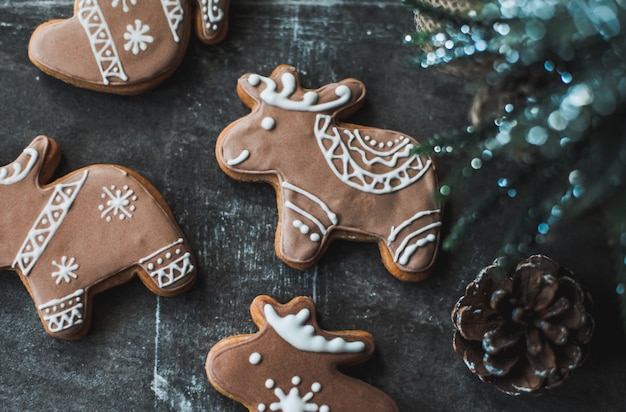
[247,71,353,113]
[236,65,366,117]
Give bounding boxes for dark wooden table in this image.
[1,0,624,410]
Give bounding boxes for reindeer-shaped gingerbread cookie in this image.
[216,65,442,281]
[29,0,230,94]
[206,295,399,412]
[0,136,196,339]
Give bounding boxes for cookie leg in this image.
[384,216,441,281]
[192,0,230,44]
[277,205,330,270]
[37,289,90,340]
[136,238,196,296]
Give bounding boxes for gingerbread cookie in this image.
[0,136,196,339]
[216,65,442,281]
[206,295,399,412]
[28,0,230,94]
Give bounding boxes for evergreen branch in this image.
[401,0,482,26]
[402,0,626,327]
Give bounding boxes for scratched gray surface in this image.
[0,0,625,411]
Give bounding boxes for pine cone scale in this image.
[525,342,557,378]
[525,328,543,355]
[536,320,568,345]
[537,296,570,319]
[483,351,519,376]
[482,323,523,354]
[508,362,544,394]
[554,342,583,371]
[453,332,492,377]
[531,275,560,311]
[453,303,503,341]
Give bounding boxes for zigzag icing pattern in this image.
[139,238,195,288]
[39,289,85,333]
[77,0,128,85]
[160,0,184,42]
[13,171,89,276]
[314,114,432,194]
[150,253,194,287]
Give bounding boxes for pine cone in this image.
[451,255,594,395]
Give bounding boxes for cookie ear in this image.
[0,136,60,187]
[33,135,62,185]
[317,77,366,119]
[236,73,261,109]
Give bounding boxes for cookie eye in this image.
[249,352,262,365]
[261,117,276,130]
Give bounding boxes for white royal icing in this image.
[0,147,38,185]
[13,171,89,276]
[201,0,225,30]
[347,130,414,167]
[314,114,432,194]
[51,256,80,285]
[259,376,329,412]
[123,19,154,55]
[249,352,262,365]
[77,0,128,85]
[261,117,276,130]
[227,150,250,166]
[39,289,85,332]
[282,182,338,225]
[282,182,338,244]
[285,201,327,241]
[248,72,352,113]
[389,208,442,266]
[150,252,193,288]
[387,209,441,244]
[139,238,183,263]
[160,0,184,42]
[263,303,365,353]
[139,239,194,288]
[111,0,137,12]
[98,184,138,222]
[393,224,441,265]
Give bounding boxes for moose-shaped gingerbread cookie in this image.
[0,136,196,339]
[216,65,442,281]
[206,295,399,412]
[29,0,230,94]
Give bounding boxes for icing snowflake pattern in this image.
[259,376,329,412]
[123,20,154,55]
[99,184,137,222]
[51,256,79,284]
[112,0,137,12]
